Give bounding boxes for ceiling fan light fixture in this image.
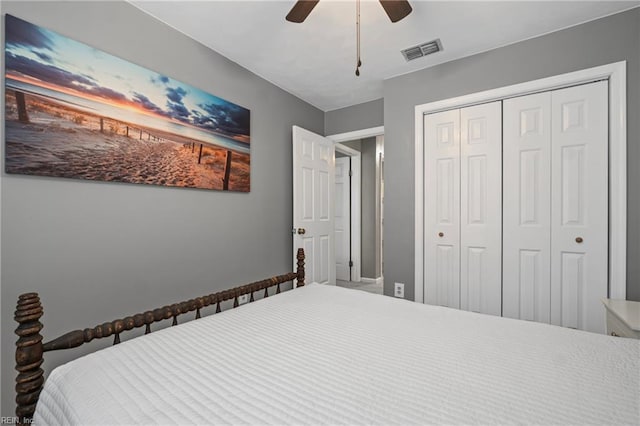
[286,0,414,76]
[355,0,361,76]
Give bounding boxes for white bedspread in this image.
[34,284,639,425]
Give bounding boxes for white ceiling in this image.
[131,1,639,111]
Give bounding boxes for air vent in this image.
[401,39,443,62]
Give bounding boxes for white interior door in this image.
[335,156,350,281]
[293,126,335,286]
[460,102,502,316]
[503,92,552,323]
[424,109,460,308]
[550,81,608,333]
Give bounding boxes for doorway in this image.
[335,147,357,282]
[331,131,384,295]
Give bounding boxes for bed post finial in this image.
[15,292,45,425]
[296,248,305,287]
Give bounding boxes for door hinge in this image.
[349,169,353,177]
[349,260,353,267]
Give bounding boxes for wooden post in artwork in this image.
[198,144,203,164]
[223,150,232,191]
[100,118,104,133]
[126,126,129,137]
[139,129,143,140]
[15,293,44,425]
[296,248,305,287]
[15,91,30,123]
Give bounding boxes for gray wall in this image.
[325,98,384,136]
[376,136,384,279]
[360,137,378,278]
[0,0,323,417]
[383,8,640,301]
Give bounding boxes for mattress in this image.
[34,284,639,425]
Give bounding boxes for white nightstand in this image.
[602,299,640,339]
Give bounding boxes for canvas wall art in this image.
[4,14,250,191]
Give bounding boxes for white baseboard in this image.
[360,277,383,285]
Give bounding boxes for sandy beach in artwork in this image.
[5,90,250,191]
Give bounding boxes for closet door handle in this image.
[438,232,444,238]
[575,237,583,243]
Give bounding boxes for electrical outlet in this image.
[238,294,249,305]
[394,282,405,298]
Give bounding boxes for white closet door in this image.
[460,102,502,316]
[424,109,460,309]
[503,92,552,322]
[551,81,608,334]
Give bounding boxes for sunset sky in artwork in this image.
[4,14,250,140]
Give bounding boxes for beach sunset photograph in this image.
[4,14,251,191]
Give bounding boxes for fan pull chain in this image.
[355,0,362,76]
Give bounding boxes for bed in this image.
[14,249,640,425]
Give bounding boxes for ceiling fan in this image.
[286,0,413,23]
[286,0,413,76]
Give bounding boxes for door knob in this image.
[297,228,306,235]
[438,232,444,237]
[575,237,583,243]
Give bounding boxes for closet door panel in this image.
[424,110,460,308]
[550,81,608,334]
[503,92,552,323]
[460,102,502,316]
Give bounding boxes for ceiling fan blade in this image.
[286,0,320,23]
[379,0,413,23]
